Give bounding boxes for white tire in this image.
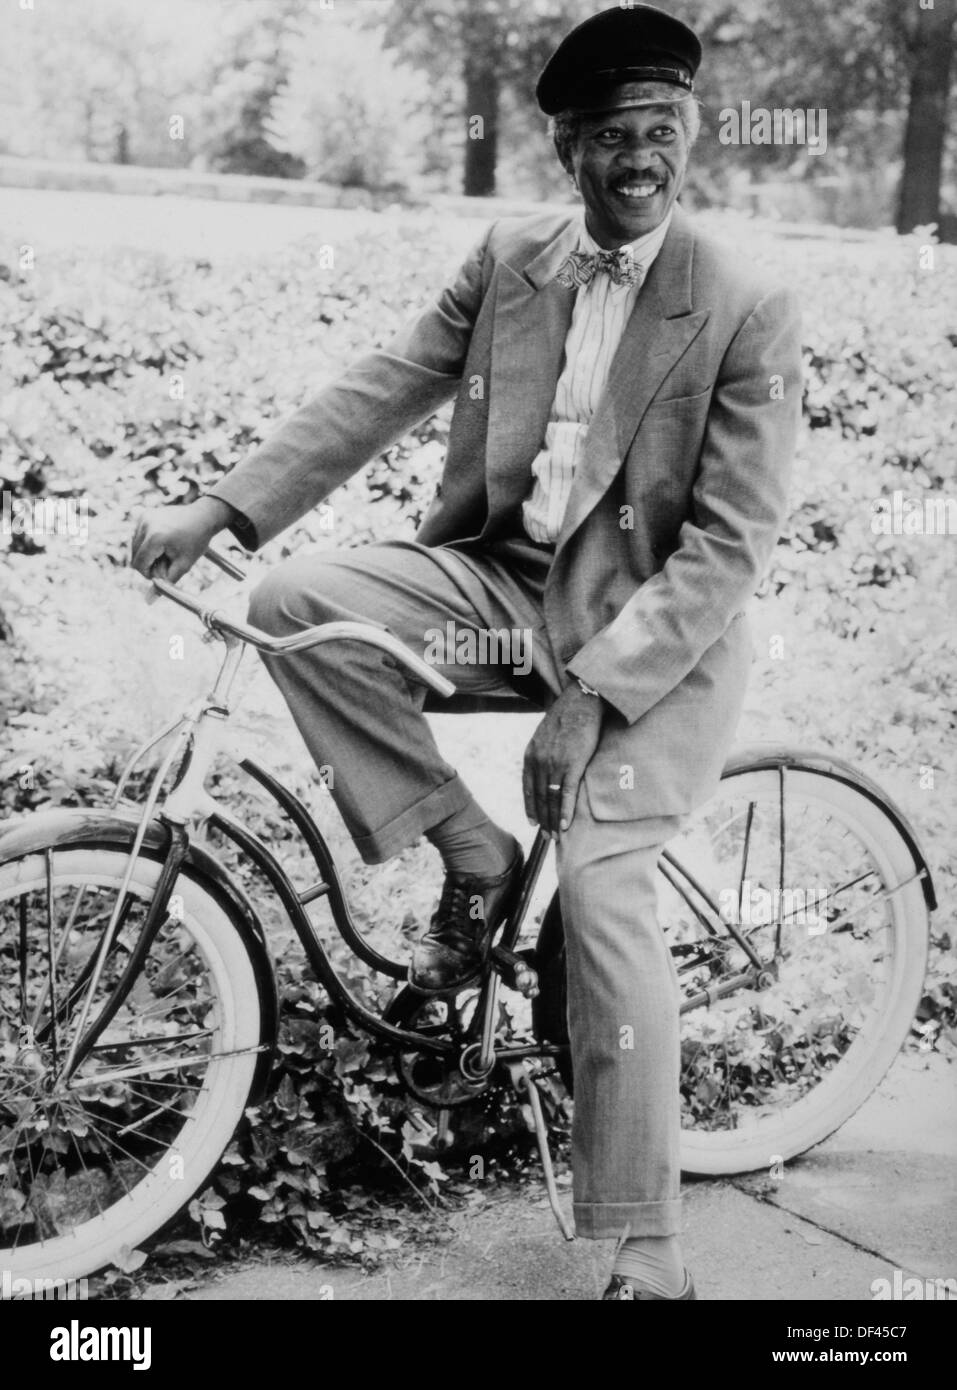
[677,769,929,1175]
[0,848,261,1285]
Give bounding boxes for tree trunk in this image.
[115,124,130,165]
[462,28,500,196]
[83,100,95,162]
[896,0,957,234]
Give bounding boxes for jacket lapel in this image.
[555,207,709,554]
[482,217,579,531]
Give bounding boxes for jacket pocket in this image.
[582,615,752,821]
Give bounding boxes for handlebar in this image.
[203,547,247,583]
[149,547,455,699]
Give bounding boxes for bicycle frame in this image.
[42,632,562,1084]
[21,555,937,1110]
[36,633,863,1094]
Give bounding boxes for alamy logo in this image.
[871,1270,957,1300]
[1,491,89,544]
[871,491,957,535]
[1,1270,87,1300]
[719,880,829,935]
[423,622,532,676]
[718,102,827,156]
[49,1321,151,1370]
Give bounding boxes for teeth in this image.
[615,183,659,198]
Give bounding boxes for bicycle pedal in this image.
[490,944,539,999]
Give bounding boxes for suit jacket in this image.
[209,205,803,820]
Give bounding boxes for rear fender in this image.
[722,744,937,912]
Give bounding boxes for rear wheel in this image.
[533,766,930,1176]
[0,847,262,1284]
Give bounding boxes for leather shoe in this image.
[602,1271,697,1300]
[408,851,524,995]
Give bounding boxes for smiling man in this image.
[131,4,802,1301]
[548,94,693,247]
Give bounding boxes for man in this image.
[132,4,802,1301]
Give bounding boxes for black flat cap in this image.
[536,4,702,115]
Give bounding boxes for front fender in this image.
[722,744,937,912]
[0,807,279,1100]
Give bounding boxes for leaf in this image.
[112,1245,148,1274]
[152,1239,217,1261]
[140,1279,196,1300]
[416,1160,448,1185]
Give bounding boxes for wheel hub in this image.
[13,1027,48,1083]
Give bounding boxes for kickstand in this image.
[506,1061,575,1241]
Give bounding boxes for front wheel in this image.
[533,764,930,1176]
[0,846,262,1286]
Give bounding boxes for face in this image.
[567,102,689,248]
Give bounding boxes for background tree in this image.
[687,0,954,234]
[379,0,594,197]
[271,3,432,190]
[191,0,308,178]
[0,0,184,166]
[892,0,957,233]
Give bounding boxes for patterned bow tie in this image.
[555,248,644,290]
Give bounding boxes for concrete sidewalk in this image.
[184,1051,956,1302]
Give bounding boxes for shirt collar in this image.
[578,208,674,272]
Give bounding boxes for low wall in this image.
[0,155,562,222]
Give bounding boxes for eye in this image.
[591,126,624,142]
[650,124,677,140]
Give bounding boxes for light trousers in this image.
[248,537,684,1237]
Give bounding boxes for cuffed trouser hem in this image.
[350,774,474,866]
[573,1198,683,1240]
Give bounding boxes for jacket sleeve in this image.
[566,285,803,725]
[206,225,494,549]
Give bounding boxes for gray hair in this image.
[550,99,702,172]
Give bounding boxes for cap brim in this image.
[570,79,695,116]
[574,93,695,114]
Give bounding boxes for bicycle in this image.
[0,549,935,1285]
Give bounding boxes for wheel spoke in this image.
[0,849,260,1270]
[5,1103,41,1251]
[45,855,60,1070]
[59,1107,158,1182]
[34,894,137,1047]
[70,1043,264,1087]
[89,1029,213,1052]
[63,1113,108,1235]
[774,767,786,954]
[125,1083,195,1124]
[18,894,28,1029]
[661,766,917,1153]
[737,800,756,912]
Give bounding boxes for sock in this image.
[612,1234,685,1298]
[425,795,519,880]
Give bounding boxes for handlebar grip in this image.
[204,546,247,582]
